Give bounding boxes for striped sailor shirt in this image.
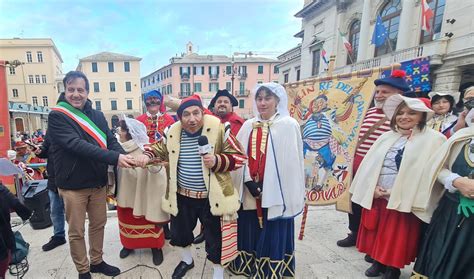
[177,130,206,192]
[355,107,391,157]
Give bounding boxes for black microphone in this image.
[198,135,212,155]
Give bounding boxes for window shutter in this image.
[193,66,196,75]
[180,67,182,75]
[217,66,220,75]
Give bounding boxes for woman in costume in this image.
[426,91,459,137]
[350,95,446,279]
[228,83,305,278]
[115,117,169,265]
[411,87,474,279]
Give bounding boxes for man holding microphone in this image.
[135,94,246,279]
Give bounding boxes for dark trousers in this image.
[348,202,362,234]
[170,194,221,264]
[348,153,364,235]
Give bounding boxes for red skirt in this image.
[357,198,421,268]
[117,206,165,249]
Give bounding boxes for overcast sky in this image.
[1,0,304,76]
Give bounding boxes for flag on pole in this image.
[371,15,388,47]
[421,0,434,33]
[321,48,329,65]
[338,30,353,54]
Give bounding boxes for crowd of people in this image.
[1,69,473,279]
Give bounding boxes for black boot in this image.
[365,261,386,277]
[364,254,374,263]
[78,272,91,279]
[193,231,205,244]
[42,236,67,252]
[383,267,401,279]
[119,247,133,259]
[151,248,163,266]
[336,233,356,247]
[172,261,194,278]
[90,261,121,276]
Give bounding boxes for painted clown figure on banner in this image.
[136,90,175,143]
[286,70,381,211]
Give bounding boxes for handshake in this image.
[117,154,165,168]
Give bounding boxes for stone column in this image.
[357,0,371,61]
[396,0,415,50]
[433,67,462,92]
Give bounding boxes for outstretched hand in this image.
[118,154,136,168]
[134,154,151,168]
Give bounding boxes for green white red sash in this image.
[52,101,107,149]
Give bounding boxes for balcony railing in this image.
[210,73,219,80]
[239,72,248,79]
[333,39,450,75]
[181,73,190,81]
[179,91,191,98]
[234,89,250,97]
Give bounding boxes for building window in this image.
[108,62,114,72]
[26,51,32,63]
[180,83,191,97]
[125,81,131,92]
[238,66,247,75]
[239,81,245,94]
[284,73,289,83]
[110,82,116,92]
[194,66,204,75]
[95,101,102,111]
[209,82,219,92]
[274,65,279,74]
[9,67,15,75]
[296,69,301,81]
[375,0,401,57]
[347,20,360,64]
[162,86,166,95]
[209,66,219,78]
[37,51,43,63]
[311,49,321,76]
[226,65,232,74]
[169,68,172,77]
[194,82,202,92]
[12,89,18,98]
[239,99,245,108]
[35,75,41,83]
[92,62,98,72]
[258,65,264,74]
[126,100,133,110]
[124,61,130,72]
[93,82,100,92]
[28,75,34,83]
[32,96,38,106]
[42,96,48,107]
[42,75,47,83]
[226,82,231,91]
[420,0,445,44]
[111,100,117,110]
[167,84,172,94]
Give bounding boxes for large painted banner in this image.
[284,69,382,212]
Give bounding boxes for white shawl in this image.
[232,114,305,220]
[350,127,446,218]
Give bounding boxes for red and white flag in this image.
[421,0,434,33]
[338,30,353,54]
